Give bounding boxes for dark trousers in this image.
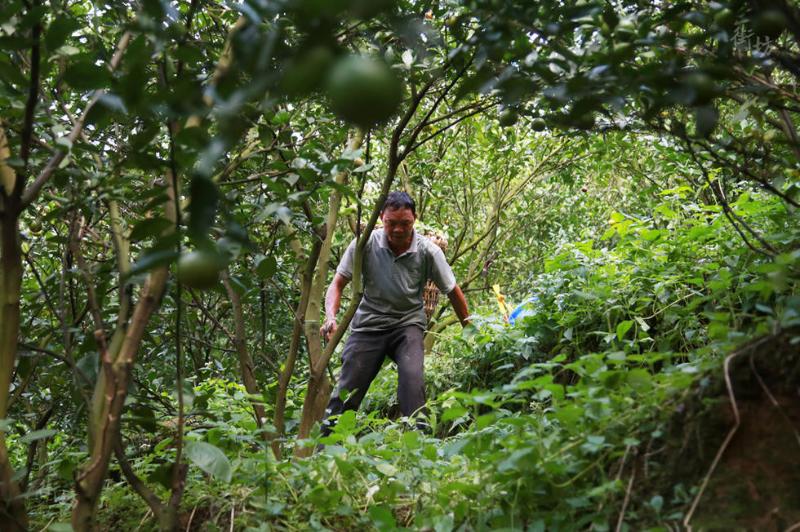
[321,325,425,435]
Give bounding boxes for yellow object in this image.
[493,284,510,321]
[0,124,17,195]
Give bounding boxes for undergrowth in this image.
[29,191,800,530]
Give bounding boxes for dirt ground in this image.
[634,332,800,531]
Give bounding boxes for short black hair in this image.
[381,191,416,216]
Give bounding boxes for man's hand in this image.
[321,318,338,343]
[322,273,350,343]
[447,285,471,327]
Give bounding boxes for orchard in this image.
[0,0,798,530]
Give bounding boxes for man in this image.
[320,191,470,434]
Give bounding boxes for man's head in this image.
[380,191,416,248]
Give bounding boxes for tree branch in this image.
[21,31,132,207]
[19,13,41,179]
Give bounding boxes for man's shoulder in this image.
[350,230,382,247]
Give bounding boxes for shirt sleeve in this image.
[429,245,457,295]
[336,238,357,280]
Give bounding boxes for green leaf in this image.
[129,405,157,433]
[255,255,277,279]
[47,524,73,532]
[368,504,396,531]
[401,430,421,449]
[184,441,232,483]
[375,463,397,476]
[554,404,583,429]
[129,217,173,242]
[63,60,112,91]
[45,17,81,52]
[20,428,57,444]
[148,462,174,490]
[0,56,27,87]
[188,177,219,240]
[128,249,179,277]
[333,410,356,434]
[616,320,634,341]
[694,105,718,138]
[442,405,466,422]
[75,353,98,386]
[626,368,652,392]
[649,494,664,513]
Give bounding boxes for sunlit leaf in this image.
[184,441,232,483]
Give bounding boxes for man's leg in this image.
[388,325,426,418]
[320,331,386,436]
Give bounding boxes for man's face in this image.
[381,206,415,246]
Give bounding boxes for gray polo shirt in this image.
[336,229,457,332]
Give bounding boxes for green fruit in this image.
[498,108,518,127]
[611,42,634,59]
[28,220,43,233]
[280,46,335,96]
[177,250,223,290]
[684,71,718,105]
[531,117,546,131]
[325,55,403,128]
[751,9,788,39]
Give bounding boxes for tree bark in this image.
[222,272,268,433]
[294,130,365,454]
[272,237,321,459]
[72,169,176,529]
[0,200,28,530]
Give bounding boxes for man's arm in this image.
[321,273,350,342]
[446,284,470,327]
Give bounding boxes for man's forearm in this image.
[447,285,470,326]
[325,273,350,321]
[324,283,341,320]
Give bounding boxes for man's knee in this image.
[394,327,425,372]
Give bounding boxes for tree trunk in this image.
[424,314,459,355]
[72,171,176,529]
[0,182,28,529]
[294,131,364,454]
[222,272,268,433]
[272,238,321,459]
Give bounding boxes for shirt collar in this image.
[375,228,419,254]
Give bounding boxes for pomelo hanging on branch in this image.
[177,249,225,290]
[324,54,403,128]
[531,117,547,131]
[498,107,519,127]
